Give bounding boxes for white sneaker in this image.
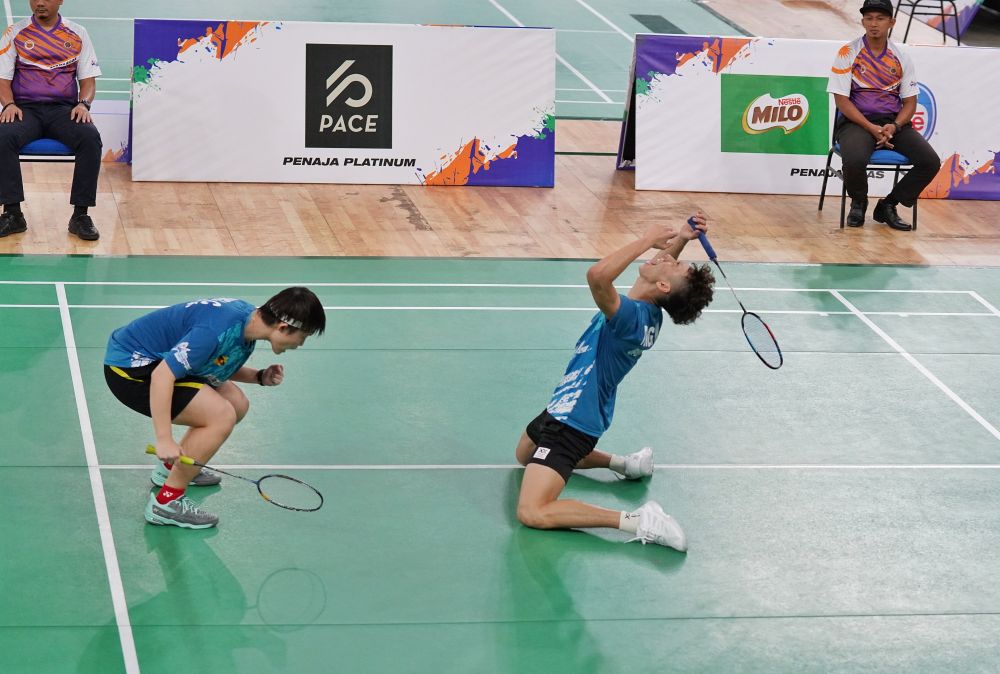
[628,501,687,551]
[621,446,654,480]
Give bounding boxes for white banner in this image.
[623,35,1000,199]
[132,20,555,186]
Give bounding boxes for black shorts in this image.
[104,362,208,419]
[524,409,599,482]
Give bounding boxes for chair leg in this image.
[904,8,915,42]
[946,1,960,45]
[819,149,834,212]
[912,200,918,230]
[840,181,847,229]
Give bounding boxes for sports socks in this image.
[608,454,627,475]
[155,484,185,505]
[73,205,88,217]
[4,203,22,215]
[618,510,639,533]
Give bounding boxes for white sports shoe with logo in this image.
[621,446,654,479]
[628,501,687,551]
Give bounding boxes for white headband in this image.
[266,304,304,330]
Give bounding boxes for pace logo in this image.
[912,82,937,140]
[305,44,392,149]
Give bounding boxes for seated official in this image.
[827,0,941,231]
[0,0,103,241]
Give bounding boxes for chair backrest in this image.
[19,138,75,162]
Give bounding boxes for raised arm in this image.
[586,223,679,318]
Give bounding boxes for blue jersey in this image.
[104,298,256,387]
[547,295,662,438]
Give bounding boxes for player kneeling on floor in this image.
[513,214,716,551]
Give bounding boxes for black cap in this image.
[860,0,894,16]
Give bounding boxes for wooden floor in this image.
[1,0,997,265]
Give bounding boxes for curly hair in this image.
[655,263,715,325]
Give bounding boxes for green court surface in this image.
[4,254,1000,673]
[5,0,745,120]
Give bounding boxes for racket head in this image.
[742,311,783,369]
[256,474,324,512]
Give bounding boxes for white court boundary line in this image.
[573,0,634,42]
[3,303,998,318]
[0,280,988,292]
[487,0,613,104]
[831,290,1000,443]
[101,462,1000,471]
[3,0,12,27]
[56,284,139,674]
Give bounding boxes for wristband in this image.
[256,369,265,386]
[77,100,91,110]
[892,121,902,131]
[1,102,13,112]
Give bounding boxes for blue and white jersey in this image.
[104,298,256,386]
[547,295,662,438]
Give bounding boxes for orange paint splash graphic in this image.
[423,138,518,186]
[921,153,996,199]
[178,22,268,61]
[675,38,752,74]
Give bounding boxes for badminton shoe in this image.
[150,462,221,487]
[621,446,654,479]
[628,501,687,551]
[145,492,219,529]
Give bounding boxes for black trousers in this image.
[0,102,103,207]
[835,115,941,208]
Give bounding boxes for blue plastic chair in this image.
[818,142,918,230]
[19,138,75,162]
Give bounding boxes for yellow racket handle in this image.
[145,444,197,466]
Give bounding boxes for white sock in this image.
[608,454,626,475]
[618,510,640,533]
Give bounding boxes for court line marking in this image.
[101,463,1000,471]
[969,291,1000,317]
[559,87,627,92]
[55,283,140,674]
[831,290,1000,443]
[7,303,997,318]
[573,0,634,42]
[558,99,622,104]
[0,280,986,292]
[4,0,12,27]
[487,0,614,103]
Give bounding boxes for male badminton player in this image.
[514,214,715,550]
[104,287,326,529]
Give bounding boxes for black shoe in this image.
[0,210,27,238]
[68,213,100,240]
[846,199,866,227]
[873,199,912,231]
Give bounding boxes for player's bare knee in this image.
[517,503,553,529]
[230,393,249,423]
[215,402,238,430]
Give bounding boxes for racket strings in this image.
[742,313,783,368]
[258,475,324,511]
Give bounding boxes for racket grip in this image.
[687,216,717,261]
[145,444,195,465]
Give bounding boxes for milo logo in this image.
[721,74,829,156]
[742,93,810,135]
